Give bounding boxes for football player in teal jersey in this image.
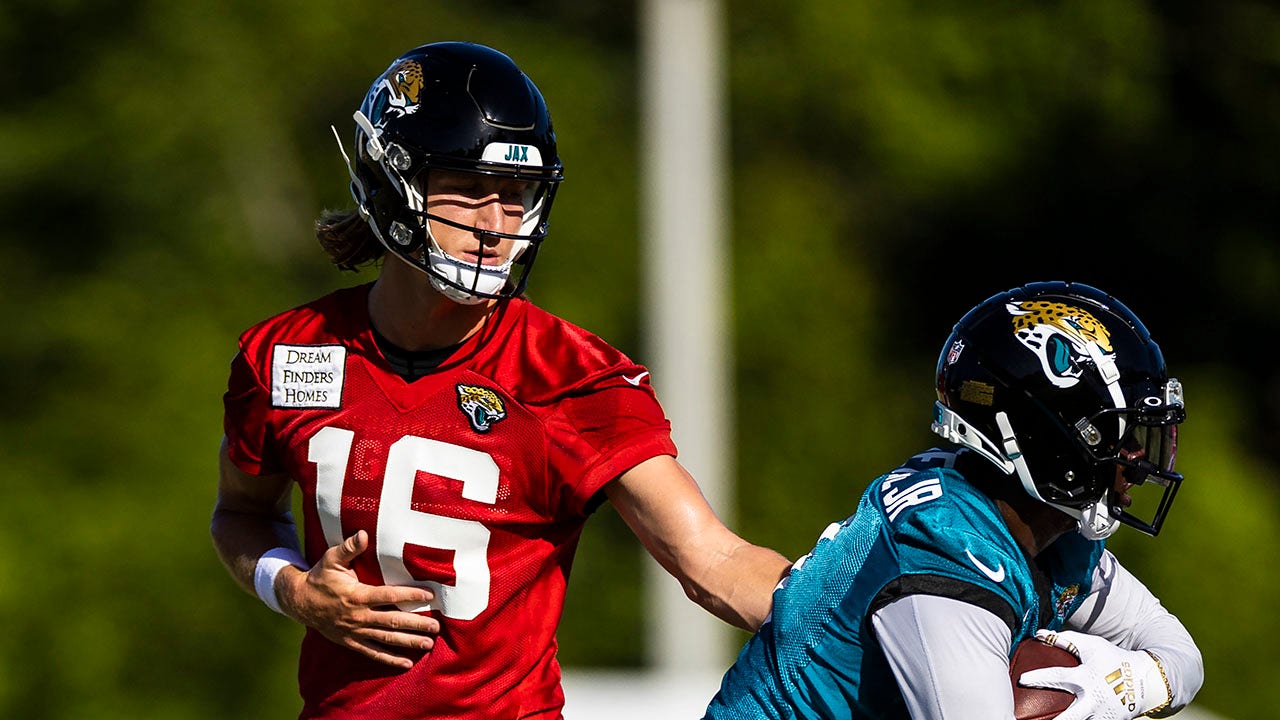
[704,281,1203,720]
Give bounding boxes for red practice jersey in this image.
[223,283,677,719]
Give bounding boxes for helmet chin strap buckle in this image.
[1055,496,1120,540]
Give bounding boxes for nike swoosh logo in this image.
[622,372,650,386]
[965,548,1006,583]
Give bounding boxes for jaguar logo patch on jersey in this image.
[457,384,507,433]
[1053,583,1081,622]
[1007,300,1114,389]
[271,344,345,409]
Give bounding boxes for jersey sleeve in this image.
[222,342,280,476]
[870,471,1032,635]
[877,526,1026,633]
[543,367,677,518]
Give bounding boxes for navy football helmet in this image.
[931,282,1185,538]
[335,42,563,303]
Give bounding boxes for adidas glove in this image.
[1019,629,1172,720]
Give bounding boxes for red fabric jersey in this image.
[223,283,677,719]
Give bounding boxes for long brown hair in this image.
[315,209,385,271]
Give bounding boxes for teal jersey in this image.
[704,449,1104,719]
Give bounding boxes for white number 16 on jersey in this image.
[307,426,498,621]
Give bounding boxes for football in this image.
[1009,637,1080,720]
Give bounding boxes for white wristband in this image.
[253,548,309,615]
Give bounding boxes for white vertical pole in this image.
[639,0,731,673]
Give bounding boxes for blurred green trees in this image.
[1,1,1274,717]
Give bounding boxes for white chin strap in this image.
[1066,497,1121,540]
[932,403,1120,540]
[425,241,508,305]
[424,232,528,305]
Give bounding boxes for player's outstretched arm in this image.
[605,455,791,631]
[211,438,440,670]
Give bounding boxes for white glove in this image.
[1019,629,1172,720]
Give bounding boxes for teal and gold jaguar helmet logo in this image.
[456,384,506,433]
[1007,300,1113,389]
[369,59,424,122]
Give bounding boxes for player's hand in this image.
[276,530,440,670]
[1019,629,1171,720]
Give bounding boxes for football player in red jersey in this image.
[210,41,791,719]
